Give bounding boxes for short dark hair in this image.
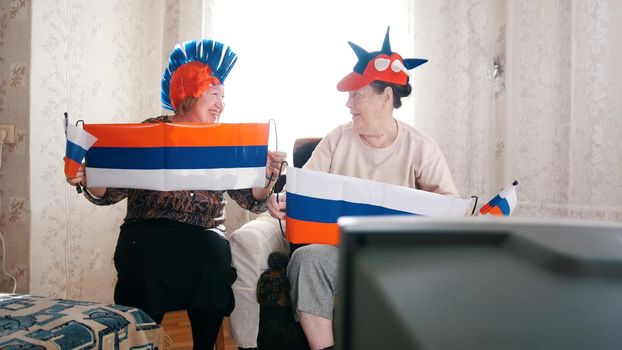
[370,80,412,109]
[175,95,198,116]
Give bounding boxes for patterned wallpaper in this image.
[0,0,30,294]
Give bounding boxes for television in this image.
[336,216,622,350]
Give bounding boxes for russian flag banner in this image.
[478,181,518,216]
[286,167,473,245]
[65,124,98,177]
[83,122,269,191]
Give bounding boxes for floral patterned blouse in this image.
[83,115,267,231]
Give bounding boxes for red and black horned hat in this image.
[337,27,427,92]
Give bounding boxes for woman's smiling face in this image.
[189,84,225,123]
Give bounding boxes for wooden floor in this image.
[161,310,237,350]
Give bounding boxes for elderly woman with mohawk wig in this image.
[66,39,286,349]
[267,28,459,350]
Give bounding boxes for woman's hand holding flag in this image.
[267,192,287,220]
[251,150,288,202]
[66,163,85,187]
[265,151,287,184]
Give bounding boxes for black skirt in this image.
[113,218,237,317]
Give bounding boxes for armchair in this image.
[225,137,321,349]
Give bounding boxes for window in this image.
[206,0,415,157]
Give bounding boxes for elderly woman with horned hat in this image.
[266,28,459,349]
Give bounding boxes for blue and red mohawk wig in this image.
[161,39,238,111]
[337,27,428,91]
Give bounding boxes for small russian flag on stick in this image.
[478,180,519,216]
[64,120,97,178]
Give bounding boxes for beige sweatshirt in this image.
[303,120,460,197]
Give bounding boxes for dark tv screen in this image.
[336,217,622,350]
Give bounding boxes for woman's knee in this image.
[288,245,339,286]
[289,245,337,269]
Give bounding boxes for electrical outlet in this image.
[0,124,15,144]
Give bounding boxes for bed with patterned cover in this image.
[0,293,169,349]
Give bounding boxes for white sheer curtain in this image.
[413,0,503,201]
[506,0,622,220]
[414,0,622,220]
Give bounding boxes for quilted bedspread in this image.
[0,294,168,349]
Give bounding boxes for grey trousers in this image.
[287,244,339,321]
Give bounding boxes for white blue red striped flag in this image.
[83,123,269,191]
[65,123,98,177]
[285,167,473,245]
[478,181,518,216]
